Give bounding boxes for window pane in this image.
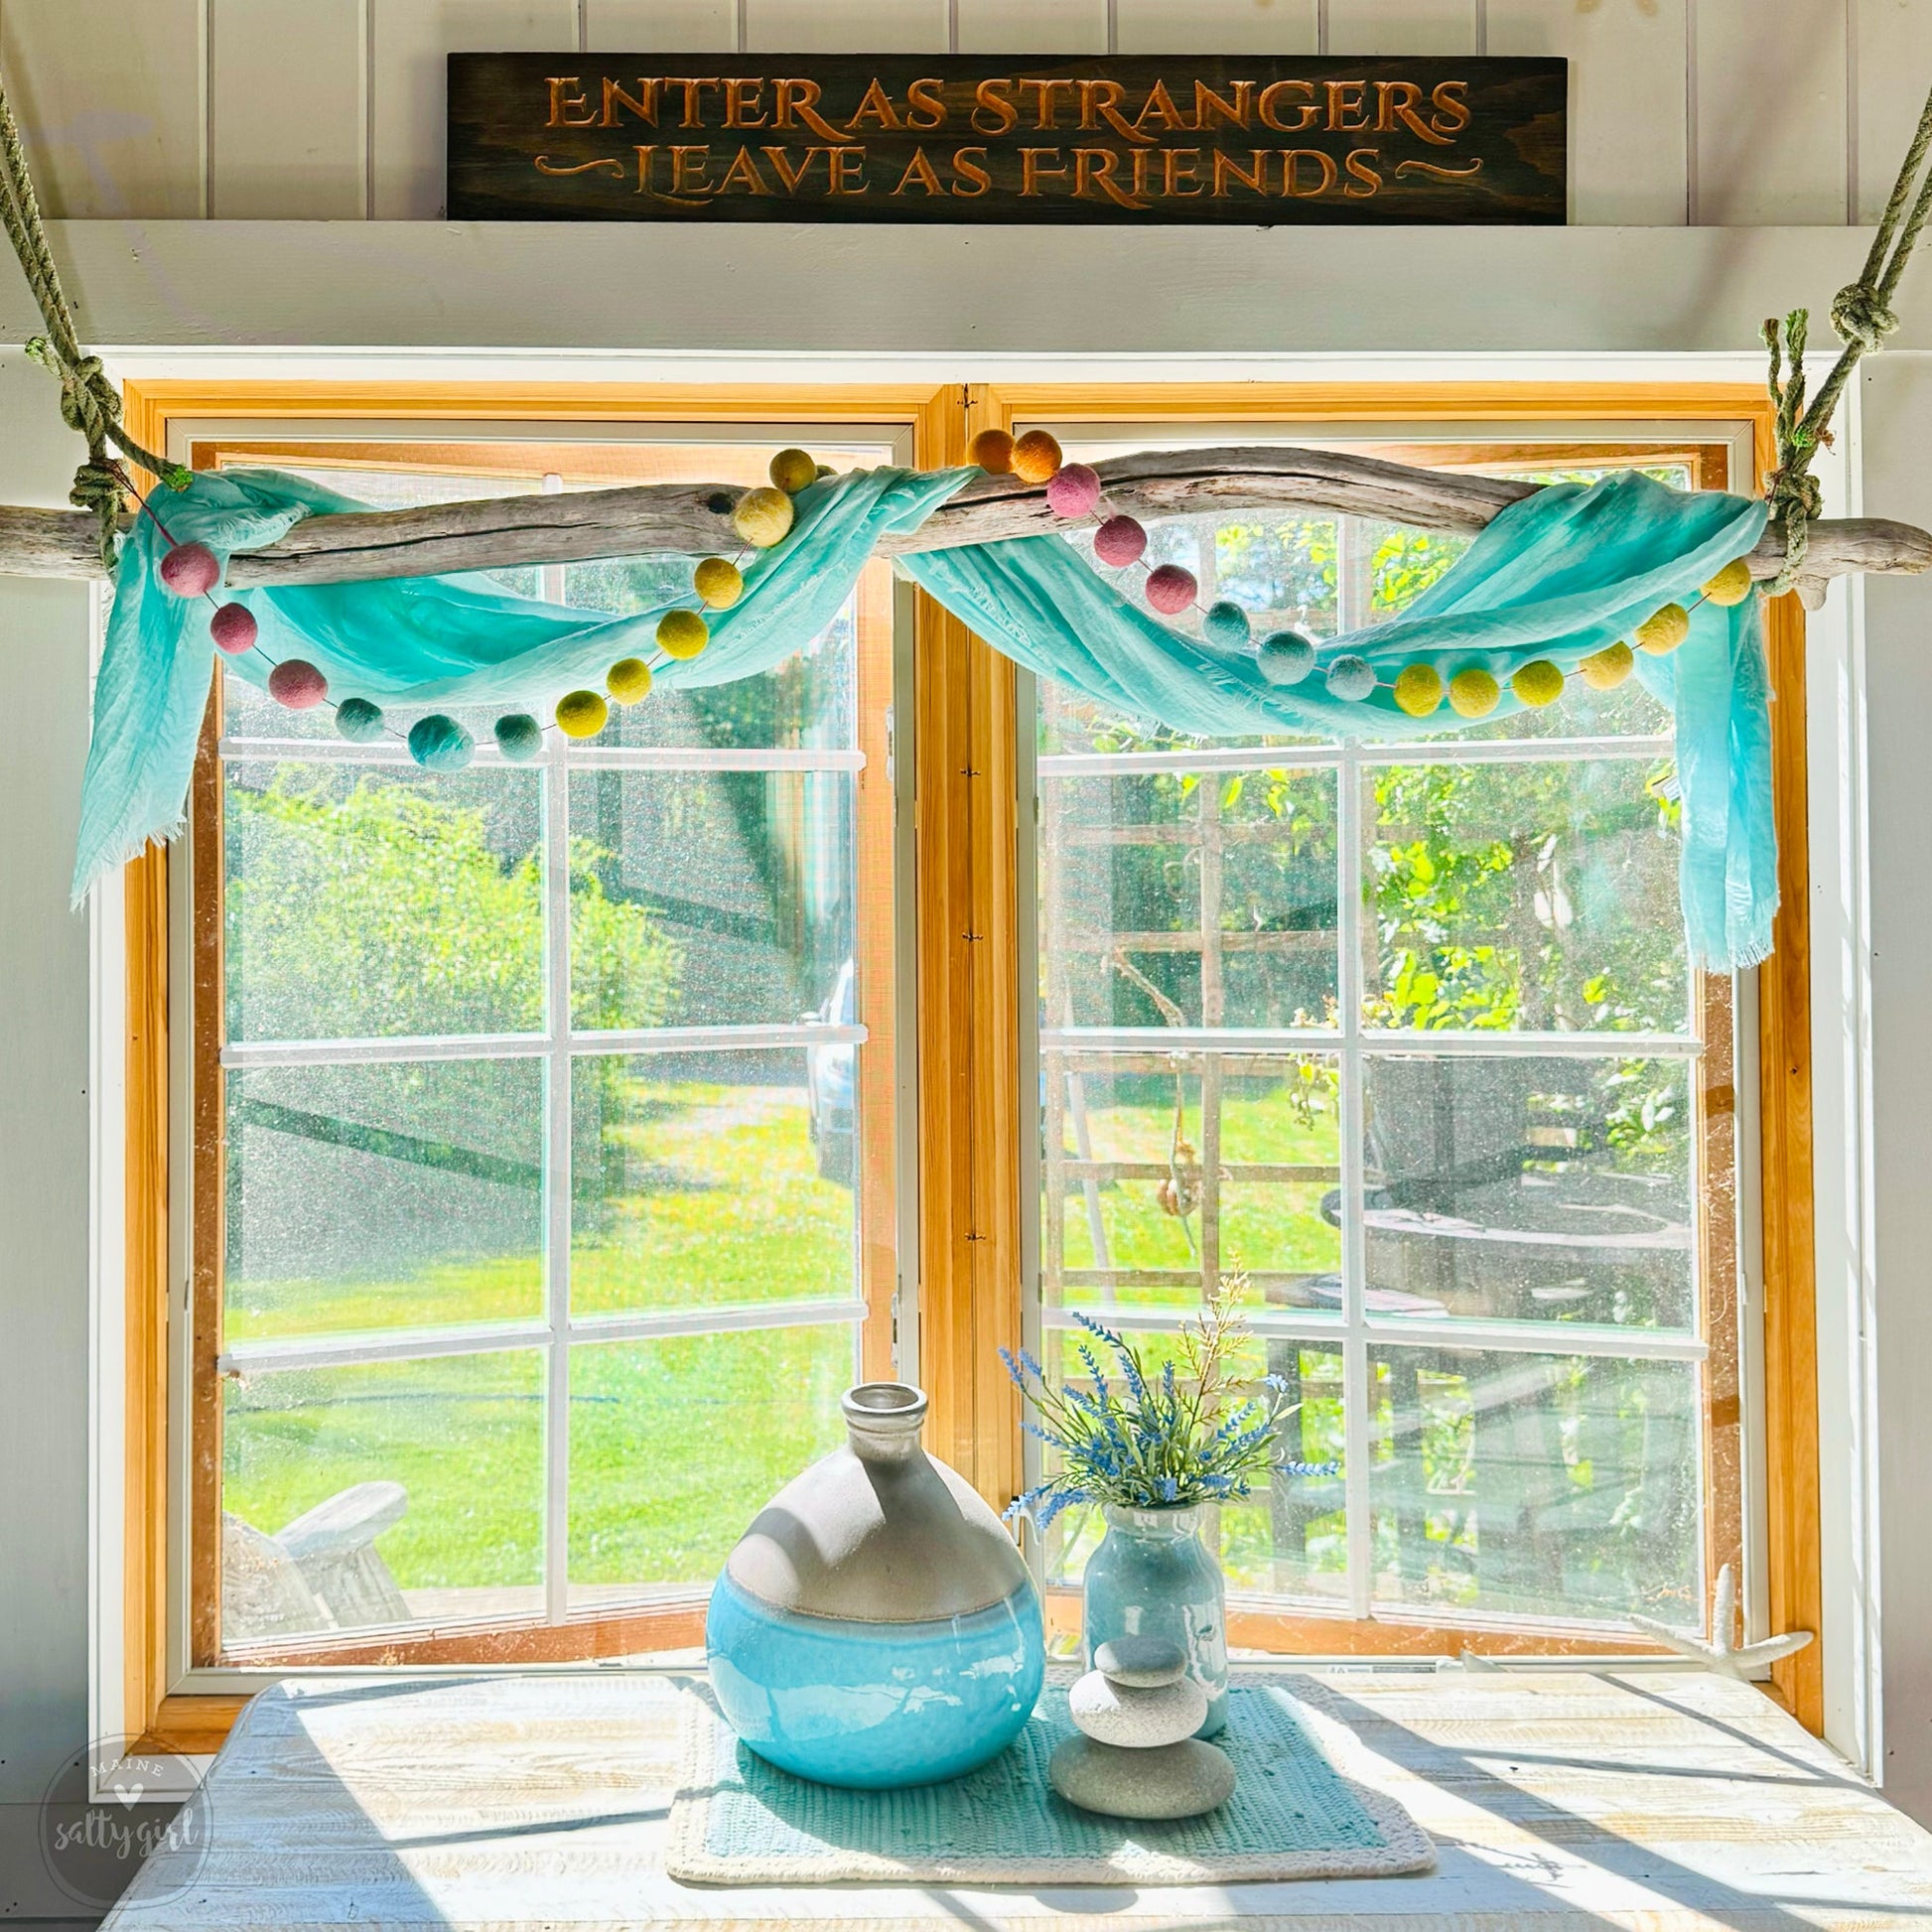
[1041,1329,1347,1607]
[224,759,544,1042]
[570,1050,860,1318]
[1363,759,1690,1035]
[1363,1052,1694,1332]
[1041,766,1340,1032]
[1042,1055,1341,1316]
[221,1350,545,1649]
[568,767,853,1032]
[567,1323,854,1610]
[225,1059,543,1343]
[1368,1345,1701,1625]
[563,565,858,753]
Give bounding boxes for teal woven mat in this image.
[665,1674,1434,1886]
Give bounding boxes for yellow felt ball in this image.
[1449,668,1501,719]
[1635,602,1691,654]
[1393,663,1443,717]
[607,656,653,705]
[657,608,710,659]
[693,556,744,609]
[1511,659,1566,708]
[1703,557,1754,607]
[768,447,817,494]
[733,485,795,549]
[970,428,1014,475]
[1011,429,1063,483]
[1579,640,1634,690]
[556,689,608,739]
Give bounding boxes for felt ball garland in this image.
[964,425,1765,721]
[141,433,1769,762]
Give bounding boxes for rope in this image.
[0,68,188,567]
[1763,77,1932,596]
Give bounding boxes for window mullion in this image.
[540,509,573,1630]
[1336,513,1374,1620]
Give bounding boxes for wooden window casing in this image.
[119,380,1819,1753]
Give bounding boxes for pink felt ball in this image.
[158,541,219,598]
[1093,514,1148,567]
[1044,462,1102,520]
[267,658,328,710]
[209,602,258,655]
[1145,563,1198,616]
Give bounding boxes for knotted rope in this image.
[1762,79,1932,596]
[0,69,187,567]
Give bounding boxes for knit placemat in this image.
[665,1672,1434,1886]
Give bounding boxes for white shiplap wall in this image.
[0,0,1909,228]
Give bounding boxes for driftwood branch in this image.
[1,444,1927,609]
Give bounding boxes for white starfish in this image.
[1626,1564,1814,1678]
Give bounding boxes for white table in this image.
[104,1667,1932,1929]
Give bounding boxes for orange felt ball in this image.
[1011,430,1063,483]
[970,429,1015,476]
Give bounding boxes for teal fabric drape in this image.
[71,462,972,897]
[72,465,1774,968]
[901,473,1774,968]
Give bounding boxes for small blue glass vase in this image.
[1082,1503,1228,1736]
[707,1383,1044,1789]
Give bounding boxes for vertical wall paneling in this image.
[741,0,950,54]
[0,349,104,1912]
[585,0,740,52]
[0,0,207,218]
[954,0,1108,55]
[209,0,364,219]
[1323,0,1478,56]
[1487,0,1690,225]
[1858,352,1932,1820]
[1695,0,1849,226]
[1853,0,1932,221]
[1112,0,1319,56]
[371,0,578,218]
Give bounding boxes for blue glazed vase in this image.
[1082,1503,1228,1736]
[706,1383,1044,1789]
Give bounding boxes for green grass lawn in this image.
[220,1074,1362,1605]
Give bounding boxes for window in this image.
[1026,432,1742,1645]
[133,385,1813,1748]
[189,432,902,1665]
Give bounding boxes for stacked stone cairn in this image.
[1047,1637,1236,1820]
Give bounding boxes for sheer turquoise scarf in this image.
[72,465,1773,968]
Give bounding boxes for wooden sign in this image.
[447,55,1566,225]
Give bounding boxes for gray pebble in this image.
[1068,1669,1206,1748]
[1048,1734,1237,1821]
[1093,1636,1187,1688]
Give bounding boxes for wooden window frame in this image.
[120,379,1818,1755]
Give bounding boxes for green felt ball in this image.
[1257,631,1316,686]
[493,713,543,761]
[334,697,385,743]
[1393,663,1444,717]
[1449,668,1501,718]
[408,713,475,772]
[1202,600,1251,647]
[1511,658,1566,708]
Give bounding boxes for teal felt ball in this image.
[1324,654,1376,702]
[1203,600,1251,647]
[408,713,475,772]
[1258,631,1316,686]
[335,697,385,743]
[494,713,543,762]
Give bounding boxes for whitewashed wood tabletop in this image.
[102,1666,1932,1930]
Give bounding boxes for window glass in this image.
[206,441,896,1658]
[1032,442,1720,1639]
